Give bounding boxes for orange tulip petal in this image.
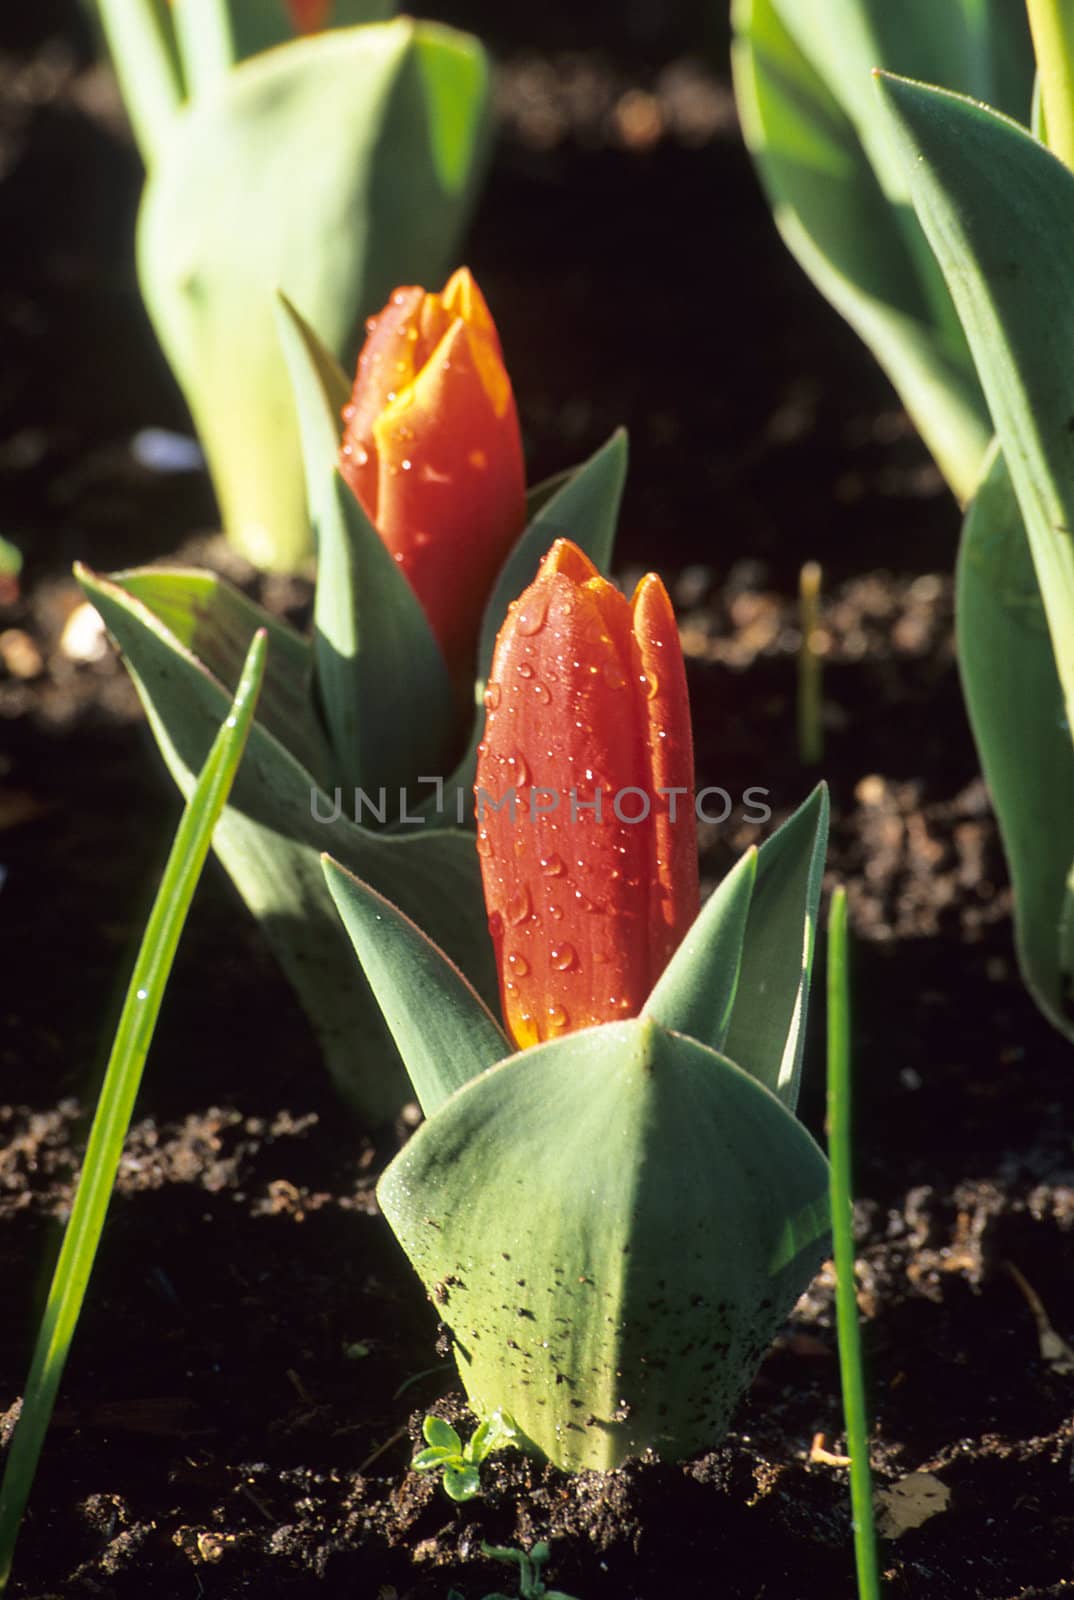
[340,287,425,520]
[477,551,659,1048]
[537,538,600,586]
[372,316,525,677]
[630,574,700,974]
[287,0,333,31]
[339,270,525,682]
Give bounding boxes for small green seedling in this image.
[411,1410,518,1502]
[447,1540,580,1600]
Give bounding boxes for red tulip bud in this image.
[340,268,526,682]
[475,539,700,1049]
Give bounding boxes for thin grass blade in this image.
[826,886,881,1600]
[0,631,267,1592]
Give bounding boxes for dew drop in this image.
[547,1003,570,1031]
[483,682,502,710]
[508,752,530,786]
[517,662,534,679]
[641,670,659,700]
[532,682,552,705]
[516,591,549,637]
[548,903,564,921]
[400,458,413,472]
[506,886,532,926]
[550,944,578,973]
[539,853,566,877]
[508,951,531,977]
[476,828,493,857]
[135,988,148,1001]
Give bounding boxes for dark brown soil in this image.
[3,5,1073,1598]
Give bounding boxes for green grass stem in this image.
[0,630,267,1593]
[827,886,881,1600]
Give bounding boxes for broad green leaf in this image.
[425,429,628,819]
[77,565,498,1122]
[422,1415,462,1452]
[322,856,509,1116]
[276,294,454,794]
[875,74,1074,731]
[443,1464,481,1501]
[731,0,1033,501]
[110,565,333,789]
[379,1018,830,1471]
[138,19,490,571]
[0,632,265,1591]
[957,446,1074,1037]
[645,845,758,1052]
[722,784,829,1111]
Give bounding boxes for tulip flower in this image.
[475,539,700,1048]
[287,0,332,30]
[339,268,526,682]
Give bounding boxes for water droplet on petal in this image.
[516,591,549,637]
[547,1003,570,1031]
[517,661,534,679]
[509,752,530,786]
[540,853,566,877]
[476,829,493,857]
[506,887,532,926]
[400,458,413,472]
[507,951,530,977]
[484,682,502,710]
[548,903,564,921]
[532,682,551,704]
[550,944,578,973]
[641,670,659,700]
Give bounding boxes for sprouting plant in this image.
[411,1410,518,1502]
[446,1540,580,1600]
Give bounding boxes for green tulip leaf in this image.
[138,18,490,570]
[722,783,829,1111]
[644,845,758,1053]
[957,445,1074,1037]
[379,1017,830,1471]
[875,73,1074,730]
[76,564,498,1121]
[425,428,628,820]
[276,293,455,796]
[111,565,333,789]
[322,854,509,1116]
[730,0,1036,501]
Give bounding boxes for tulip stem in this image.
[1026,0,1074,170]
[95,0,183,167]
[798,560,825,767]
[826,887,881,1600]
